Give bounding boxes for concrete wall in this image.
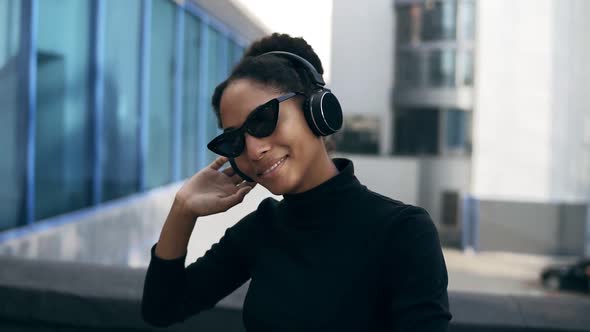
[334,153,419,205]
[0,154,422,264]
[0,154,471,262]
[472,0,554,200]
[0,184,179,266]
[334,154,471,228]
[477,199,588,256]
[0,181,282,266]
[330,0,394,155]
[2,255,590,331]
[2,154,583,259]
[472,0,590,201]
[416,156,472,227]
[549,0,590,201]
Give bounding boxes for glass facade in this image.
[394,108,439,155]
[396,5,420,45]
[0,0,22,230]
[393,0,475,157]
[0,0,246,232]
[395,0,475,89]
[102,0,142,201]
[460,0,475,40]
[205,27,230,164]
[445,109,471,152]
[460,50,474,85]
[181,13,201,179]
[36,0,93,220]
[428,49,456,87]
[421,0,457,41]
[394,107,472,156]
[146,0,175,190]
[396,50,422,87]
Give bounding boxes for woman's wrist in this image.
[172,194,199,222]
[154,198,198,260]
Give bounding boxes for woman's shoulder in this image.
[227,197,281,233]
[358,187,437,237]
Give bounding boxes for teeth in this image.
[262,157,286,175]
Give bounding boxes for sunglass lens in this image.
[210,133,243,157]
[248,100,279,137]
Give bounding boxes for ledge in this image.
[1,256,589,331]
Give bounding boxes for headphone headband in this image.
[256,51,326,87]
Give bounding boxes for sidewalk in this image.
[443,247,583,297]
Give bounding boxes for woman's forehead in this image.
[219,80,280,128]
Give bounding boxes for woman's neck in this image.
[288,152,339,194]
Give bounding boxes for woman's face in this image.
[219,78,325,195]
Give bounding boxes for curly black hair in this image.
[211,33,335,153]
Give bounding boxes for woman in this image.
[141,33,452,331]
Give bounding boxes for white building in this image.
[473,0,590,202]
[330,0,590,254]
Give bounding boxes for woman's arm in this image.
[387,206,453,331]
[154,196,198,259]
[141,155,257,327]
[141,200,256,328]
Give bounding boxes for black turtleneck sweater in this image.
[141,158,452,331]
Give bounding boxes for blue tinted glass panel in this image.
[36,0,92,220]
[205,27,226,164]
[446,109,469,149]
[181,12,200,178]
[146,0,175,189]
[0,0,23,230]
[461,0,475,41]
[428,49,456,87]
[422,0,457,41]
[102,0,141,201]
[396,4,422,44]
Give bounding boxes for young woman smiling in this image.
[141,33,452,331]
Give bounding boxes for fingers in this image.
[221,166,236,177]
[222,167,246,185]
[209,156,228,170]
[230,174,246,185]
[219,182,254,209]
[237,180,257,189]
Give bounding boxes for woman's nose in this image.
[244,133,271,159]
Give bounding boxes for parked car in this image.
[541,258,590,293]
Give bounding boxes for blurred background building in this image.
[0,0,589,259]
[0,0,588,258]
[331,0,590,255]
[0,1,590,330]
[0,0,266,232]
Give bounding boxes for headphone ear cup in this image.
[302,96,323,137]
[303,90,343,137]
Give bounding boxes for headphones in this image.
[229,50,343,183]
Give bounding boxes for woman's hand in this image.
[175,156,257,218]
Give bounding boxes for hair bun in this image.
[243,33,324,75]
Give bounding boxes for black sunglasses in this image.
[207,92,303,158]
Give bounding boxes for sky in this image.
[230,0,334,82]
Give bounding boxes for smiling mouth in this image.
[258,155,288,177]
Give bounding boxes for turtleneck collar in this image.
[279,157,364,224]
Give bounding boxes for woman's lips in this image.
[258,155,288,178]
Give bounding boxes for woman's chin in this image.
[261,175,299,196]
[256,157,293,195]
